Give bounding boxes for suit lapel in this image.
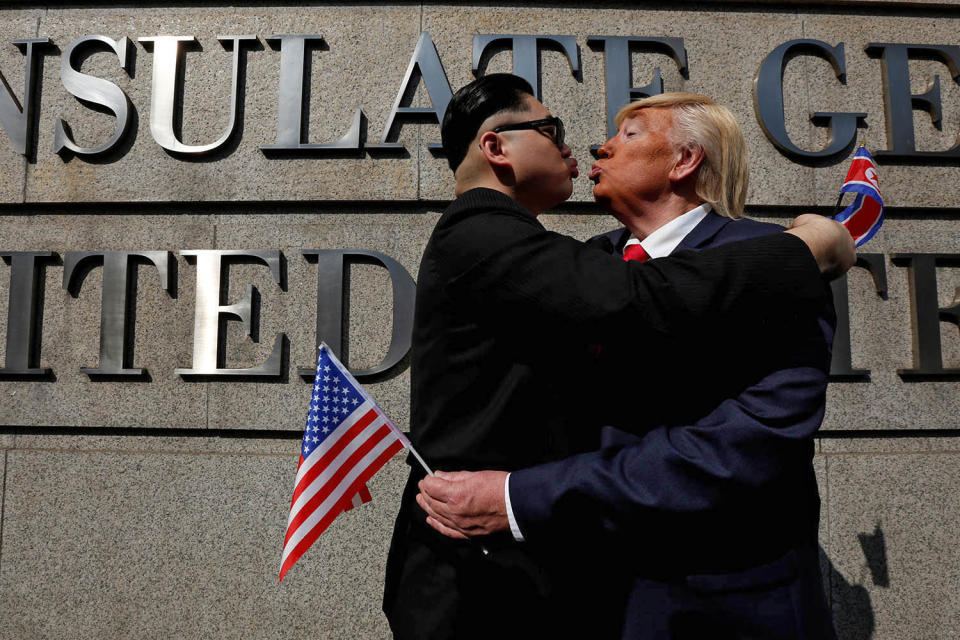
[588,227,632,255]
[671,211,731,253]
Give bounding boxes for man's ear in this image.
[478,131,511,169]
[671,145,705,183]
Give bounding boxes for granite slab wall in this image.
[2,3,959,639]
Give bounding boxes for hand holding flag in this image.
[833,145,884,247]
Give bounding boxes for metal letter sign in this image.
[138,35,257,155]
[754,40,866,160]
[261,34,363,153]
[0,38,50,156]
[587,36,688,139]
[176,250,284,378]
[472,34,580,102]
[63,251,172,377]
[54,35,133,157]
[865,43,960,160]
[301,250,415,379]
[892,254,960,379]
[829,254,887,380]
[369,32,452,151]
[0,251,56,377]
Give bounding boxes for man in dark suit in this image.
[389,79,849,639]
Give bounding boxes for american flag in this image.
[834,145,884,247]
[279,343,410,582]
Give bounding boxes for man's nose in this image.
[560,143,572,158]
[596,139,613,158]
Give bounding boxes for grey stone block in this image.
[0,450,4,527]
[203,211,423,432]
[540,213,617,242]
[822,227,960,431]
[819,436,960,454]
[799,13,960,208]
[822,452,960,639]
[1,381,208,428]
[813,454,832,601]
[24,6,422,203]
[0,214,215,428]
[0,446,408,640]
[8,432,301,455]
[6,5,960,208]
[1,208,433,431]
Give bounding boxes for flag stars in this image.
[305,357,376,458]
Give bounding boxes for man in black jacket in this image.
[382,74,851,639]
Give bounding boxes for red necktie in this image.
[622,244,650,263]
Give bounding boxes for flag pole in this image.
[405,439,435,476]
[833,192,845,216]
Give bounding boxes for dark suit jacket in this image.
[383,190,831,640]
[509,211,838,639]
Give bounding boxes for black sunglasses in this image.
[491,117,565,149]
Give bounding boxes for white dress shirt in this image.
[504,203,713,542]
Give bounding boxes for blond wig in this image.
[616,93,748,219]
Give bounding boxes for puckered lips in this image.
[589,163,602,182]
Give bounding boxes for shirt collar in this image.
[623,203,711,259]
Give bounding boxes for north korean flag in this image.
[834,146,884,247]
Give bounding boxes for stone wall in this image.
[1,3,958,638]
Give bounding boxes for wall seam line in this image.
[823,454,834,614]
[0,449,8,575]
[417,3,425,202]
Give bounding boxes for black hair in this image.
[441,73,535,173]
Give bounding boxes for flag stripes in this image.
[833,146,884,248]
[284,409,385,546]
[279,430,404,581]
[289,404,379,508]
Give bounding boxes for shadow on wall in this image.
[820,523,890,639]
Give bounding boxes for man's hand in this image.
[417,470,510,539]
[785,214,856,279]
